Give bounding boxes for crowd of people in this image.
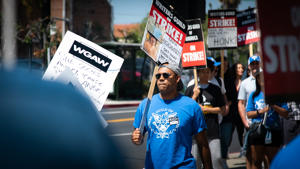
[131,55,300,169]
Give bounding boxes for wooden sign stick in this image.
[139,65,159,134]
[193,67,198,89]
[249,43,253,57]
[221,50,224,79]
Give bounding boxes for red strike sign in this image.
[208,17,236,28]
[182,41,206,68]
[258,0,300,102]
[237,8,260,46]
[149,7,185,46]
[237,25,259,46]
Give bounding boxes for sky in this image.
[110,0,256,25]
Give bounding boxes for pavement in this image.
[103,99,246,169]
[227,153,246,169]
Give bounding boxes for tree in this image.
[219,0,241,9]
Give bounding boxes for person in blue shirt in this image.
[270,134,300,169]
[246,72,288,169]
[131,63,213,169]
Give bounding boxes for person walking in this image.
[131,63,213,169]
[238,55,261,169]
[246,72,288,169]
[221,63,245,160]
[185,59,226,169]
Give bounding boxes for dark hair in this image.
[206,60,215,72]
[252,74,261,101]
[215,57,229,77]
[226,62,244,81]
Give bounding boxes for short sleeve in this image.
[246,92,255,112]
[238,81,246,100]
[133,99,147,129]
[220,78,226,94]
[185,85,195,98]
[192,104,207,135]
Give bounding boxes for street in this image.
[101,106,245,169]
[102,106,146,169]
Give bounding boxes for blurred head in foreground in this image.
[0,69,126,169]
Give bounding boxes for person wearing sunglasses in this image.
[185,59,226,169]
[132,63,213,169]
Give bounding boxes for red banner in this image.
[258,0,300,103]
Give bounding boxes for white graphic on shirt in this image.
[255,99,266,110]
[148,108,180,139]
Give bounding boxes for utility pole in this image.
[1,0,17,70]
[62,0,66,38]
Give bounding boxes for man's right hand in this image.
[131,128,143,145]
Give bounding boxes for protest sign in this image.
[181,19,207,69]
[257,0,300,103]
[141,0,187,65]
[207,10,237,49]
[43,31,124,112]
[237,8,260,46]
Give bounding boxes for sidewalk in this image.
[227,152,246,169]
[103,99,141,108]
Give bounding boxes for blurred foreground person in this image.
[0,70,126,169]
[270,135,300,169]
[132,63,213,169]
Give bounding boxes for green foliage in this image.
[218,0,241,9]
[118,14,148,43]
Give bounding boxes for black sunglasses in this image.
[155,73,171,79]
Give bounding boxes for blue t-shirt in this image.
[246,91,288,129]
[133,94,207,169]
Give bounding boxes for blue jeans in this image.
[220,122,233,158]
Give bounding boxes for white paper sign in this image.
[207,10,237,49]
[43,31,124,112]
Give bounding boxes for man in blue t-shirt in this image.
[132,63,213,169]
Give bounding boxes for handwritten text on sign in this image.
[43,31,123,112]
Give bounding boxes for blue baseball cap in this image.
[248,55,261,65]
[207,57,221,67]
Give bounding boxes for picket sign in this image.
[138,0,187,133]
[43,31,124,128]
